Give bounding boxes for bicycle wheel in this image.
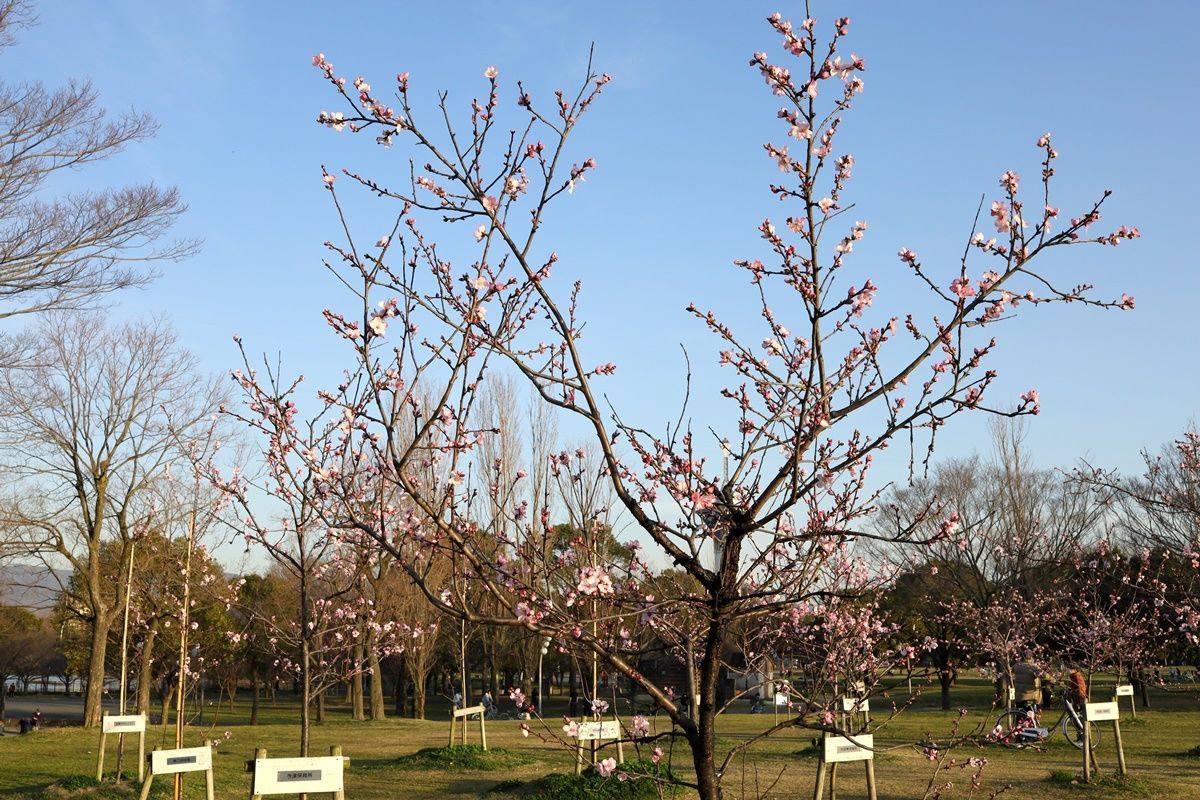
[992,711,1039,744]
[1061,711,1100,750]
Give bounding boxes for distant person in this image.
[569,688,579,716]
[1067,668,1088,707]
[452,689,463,709]
[1012,655,1044,715]
[481,690,496,719]
[31,709,43,729]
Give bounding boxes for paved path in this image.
[1,695,120,732]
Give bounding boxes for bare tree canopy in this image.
[0,311,224,726]
[0,0,194,327]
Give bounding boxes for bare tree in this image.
[0,312,223,726]
[0,1,194,337]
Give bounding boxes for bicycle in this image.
[991,693,1098,750]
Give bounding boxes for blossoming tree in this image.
[230,10,1138,797]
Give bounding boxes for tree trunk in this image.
[414,669,427,720]
[351,642,365,720]
[83,614,111,727]
[394,660,406,717]
[135,630,156,716]
[251,672,260,725]
[316,688,326,724]
[368,649,385,720]
[159,682,174,730]
[693,625,723,800]
[939,669,953,711]
[300,637,312,757]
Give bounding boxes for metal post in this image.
[537,637,549,717]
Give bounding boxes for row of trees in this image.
[880,420,1194,711]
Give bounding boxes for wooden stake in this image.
[331,745,344,800]
[96,712,107,781]
[864,759,878,800]
[1082,723,1092,783]
[251,747,267,800]
[139,750,157,800]
[812,756,826,800]
[1113,719,1127,776]
[116,542,136,781]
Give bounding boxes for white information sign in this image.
[774,693,789,707]
[1115,685,1134,697]
[841,697,869,713]
[822,734,874,763]
[151,746,213,775]
[1007,686,1016,702]
[253,756,345,795]
[102,714,146,733]
[576,720,621,741]
[1086,701,1120,722]
[452,704,485,718]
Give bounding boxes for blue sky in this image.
[8,0,1199,483]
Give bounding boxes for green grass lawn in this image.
[2,676,1198,799]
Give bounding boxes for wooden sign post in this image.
[575,720,623,775]
[774,692,790,725]
[812,734,877,800]
[138,745,214,800]
[248,745,347,800]
[1083,701,1127,783]
[448,704,488,750]
[839,697,869,733]
[96,712,147,782]
[1115,684,1136,720]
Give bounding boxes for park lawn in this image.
[1,678,1198,799]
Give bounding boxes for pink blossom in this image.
[1020,389,1040,414]
[949,277,976,299]
[990,201,1011,233]
[651,747,664,764]
[630,714,650,739]
[577,565,614,597]
[596,758,617,778]
[474,224,487,241]
[484,66,498,79]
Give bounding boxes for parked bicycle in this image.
[991,692,1098,750]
